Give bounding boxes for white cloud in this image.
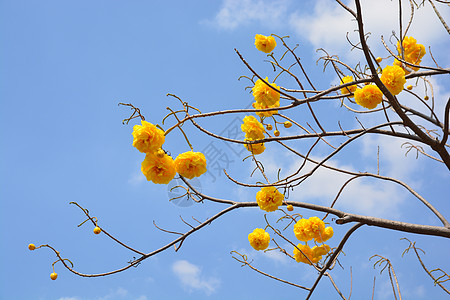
[253,144,404,217]
[263,248,290,264]
[287,157,405,218]
[205,0,291,30]
[98,287,128,300]
[172,260,220,295]
[208,0,449,65]
[128,171,145,185]
[289,0,355,52]
[237,246,290,264]
[136,296,148,300]
[289,0,450,60]
[403,284,426,298]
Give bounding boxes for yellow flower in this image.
[293,217,326,242]
[252,77,280,107]
[241,115,265,140]
[256,186,284,212]
[294,244,331,264]
[312,244,331,257]
[255,34,276,53]
[354,85,383,109]
[380,65,406,96]
[253,101,279,117]
[293,244,314,264]
[395,36,426,73]
[244,139,266,155]
[132,120,165,153]
[340,76,357,98]
[311,245,331,262]
[141,152,176,184]
[248,228,271,250]
[174,151,207,179]
[315,226,334,243]
[397,36,426,62]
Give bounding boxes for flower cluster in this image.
[394,36,426,74]
[293,244,331,264]
[174,151,207,179]
[291,217,334,264]
[241,115,266,155]
[252,77,280,107]
[252,77,280,118]
[380,65,406,96]
[241,115,265,140]
[248,228,271,250]
[141,151,177,184]
[255,34,276,53]
[354,85,383,109]
[340,75,357,98]
[132,120,207,184]
[256,186,284,212]
[293,216,334,242]
[132,121,165,153]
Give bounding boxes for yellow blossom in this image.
[141,152,176,184]
[354,85,383,109]
[132,120,165,153]
[248,228,271,250]
[252,77,280,107]
[256,186,284,212]
[312,244,331,257]
[380,65,406,96]
[311,245,331,262]
[340,76,357,98]
[254,34,277,53]
[395,36,426,73]
[293,216,326,242]
[315,226,334,243]
[245,139,266,155]
[253,101,279,117]
[294,244,331,264]
[293,244,314,264]
[397,36,426,62]
[241,115,265,140]
[174,151,207,179]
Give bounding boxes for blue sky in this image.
[1,0,449,299]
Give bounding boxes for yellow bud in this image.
[274,130,280,137]
[50,272,58,280]
[376,57,382,63]
[287,205,294,212]
[156,149,165,158]
[284,121,292,128]
[93,227,102,235]
[266,124,273,131]
[424,95,429,100]
[28,244,36,251]
[407,85,413,90]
